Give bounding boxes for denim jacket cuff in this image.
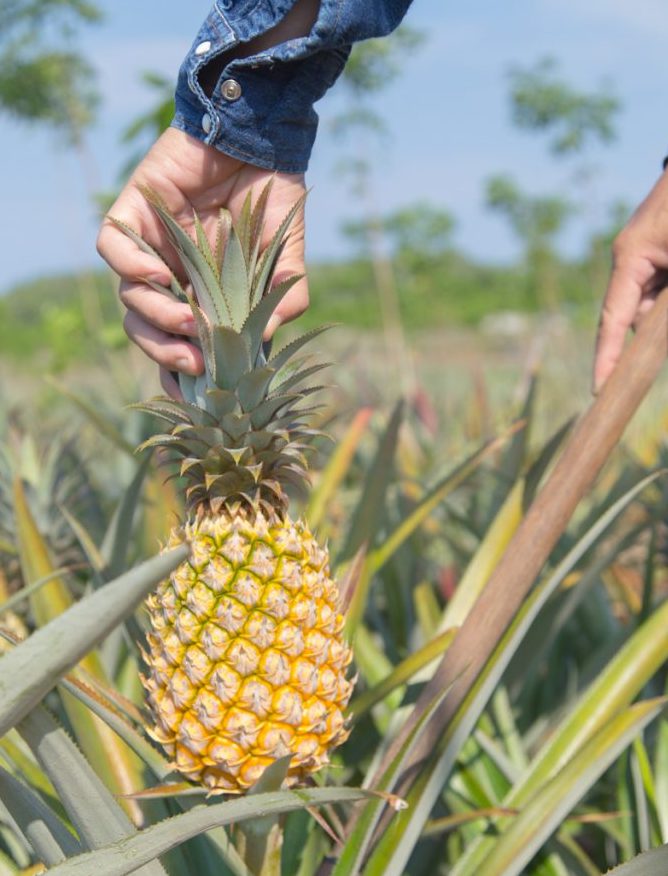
[173,4,350,173]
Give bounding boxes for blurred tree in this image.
[485,58,621,312]
[330,26,426,394]
[509,56,620,157]
[0,0,102,142]
[118,71,175,180]
[343,202,455,268]
[331,25,424,191]
[486,174,574,310]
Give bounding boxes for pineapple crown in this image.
[110,182,331,517]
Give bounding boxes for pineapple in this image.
[112,184,354,794]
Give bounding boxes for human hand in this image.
[594,170,668,393]
[97,127,308,398]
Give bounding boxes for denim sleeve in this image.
[172,0,414,174]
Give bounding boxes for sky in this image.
[2,0,668,293]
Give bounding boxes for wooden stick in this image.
[372,287,668,808]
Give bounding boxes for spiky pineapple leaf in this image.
[214,208,232,275]
[0,765,82,866]
[242,274,303,364]
[221,224,250,330]
[211,326,252,391]
[338,401,403,565]
[105,215,186,303]
[248,179,273,281]
[44,787,381,876]
[605,844,668,874]
[0,546,188,736]
[193,210,219,279]
[368,472,666,876]
[16,706,140,855]
[250,192,306,309]
[270,362,331,397]
[331,685,449,876]
[139,187,233,327]
[268,324,334,373]
[237,367,275,413]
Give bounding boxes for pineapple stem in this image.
[237,820,283,876]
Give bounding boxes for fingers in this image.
[264,274,310,340]
[159,368,183,400]
[593,261,646,394]
[123,311,204,375]
[119,281,197,337]
[262,208,309,340]
[97,212,172,285]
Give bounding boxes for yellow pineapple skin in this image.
[142,510,354,793]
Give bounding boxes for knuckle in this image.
[122,311,134,336]
[285,287,310,318]
[610,230,633,264]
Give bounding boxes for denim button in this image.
[195,41,211,56]
[202,113,212,134]
[220,78,242,101]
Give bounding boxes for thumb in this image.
[263,239,309,340]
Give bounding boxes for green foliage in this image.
[0,0,102,139]
[486,175,574,244]
[0,272,124,369]
[118,71,175,181]
[339,25,425,96]
[1,340,668,874]
[509,56,620,155]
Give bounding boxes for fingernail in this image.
[175,356,195,373]
[179,318,197,336]
[264,313,282,339]
[148,270,172,284]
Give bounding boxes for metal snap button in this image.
[220,78,242,102]
[195,41,211,56]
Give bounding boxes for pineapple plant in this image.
[111,183,354,795]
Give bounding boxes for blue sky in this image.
[2,0,668,293]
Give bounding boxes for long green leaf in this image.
[101,453,153,580]
[476,700,667,876]
[221,225,250,330]
[0,545,188,735]
[347,627,456,721]
[13,478,150,816]
[339,402,403,565]
[58,676,175,782]
[46,788,379,876]
[366,427,517,577]
[438,478,524,632]
[605,843,668,875]
[16,705,168,876]
[45,378,135,456]
[364,471,663,876]
[331,687,449,876]
[0,765,82,865]
[59,679,250,876]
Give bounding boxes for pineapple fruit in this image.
[112,184,353,794]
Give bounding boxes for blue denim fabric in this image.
[173,0,413,173]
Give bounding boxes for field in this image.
[2,244,668,875]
